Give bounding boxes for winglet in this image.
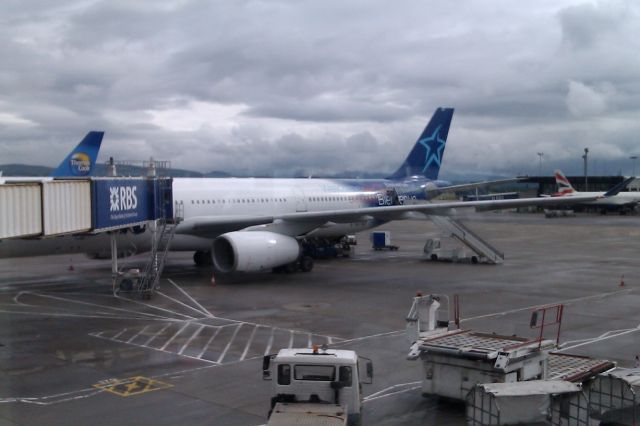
[603,177,635,197]
[51,131,104,177]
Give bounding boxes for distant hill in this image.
[1,163,510,182]
[0,163,227,178]
[0,164,54,176]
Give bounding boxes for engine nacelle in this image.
[213,231,301,273]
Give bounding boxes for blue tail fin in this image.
[387,107,454,180]
[51,131,104,177]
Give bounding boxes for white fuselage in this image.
[563,191,640,206]
[0,177,425,259]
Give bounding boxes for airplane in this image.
[553,169,640,213]
[0,110,605,273]
[0,131,104,183]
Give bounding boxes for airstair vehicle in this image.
[427,215,504,264]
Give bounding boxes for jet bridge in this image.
[1,176,176,298]
[0,177,173,239]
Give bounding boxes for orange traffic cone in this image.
[620,275,625,287]
[68,259,74,271]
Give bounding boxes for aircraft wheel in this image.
[284,262,297,274]
[119,279,133,292]
[193,250,213,266]
[300,256,314,272]
[471,256,479,264]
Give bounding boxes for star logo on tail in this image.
[418,125,446,172]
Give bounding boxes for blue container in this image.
[372,231,389,248]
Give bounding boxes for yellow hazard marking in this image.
[93,376,172,397]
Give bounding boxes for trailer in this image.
[263,347,373,426]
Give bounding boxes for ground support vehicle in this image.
[263,347,373,426]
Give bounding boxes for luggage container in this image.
[0,182,42,239]
[371,231,398,250]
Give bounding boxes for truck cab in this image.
[263,347,373,426]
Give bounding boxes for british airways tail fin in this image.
[387,107,454,180]
[51,131,104,177]
[554,169,577,195]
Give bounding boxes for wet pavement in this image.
[1,211,639,425]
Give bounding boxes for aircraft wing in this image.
[427,178,523,196]
[176,193,601,238]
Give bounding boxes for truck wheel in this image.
[471,256,479,264]
[430,254,438,261]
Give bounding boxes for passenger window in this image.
[278,364,291,385]
[339,366,352,386]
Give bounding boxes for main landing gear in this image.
[272,255,314,274]
[193,250,213,266]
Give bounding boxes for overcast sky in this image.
[1,0,639,178]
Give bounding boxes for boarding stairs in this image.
[134,199,183,299]
[429,215,504,264]
[135,221,177,298]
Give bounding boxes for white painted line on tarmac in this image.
[0,388,105,406]
[558,325,640,352]
[144,323,173,346]
[218,323,243,364]
[114,293,196,320]
[462,288,634,323]
[111,328,128,340]
[92,331,219,366]
[365,386,422,403]
[127,325,150,344]
[364,381,422,403]
[240,325,259,361]
[167,279,215,318]
[330,330,402,347]
[264,327,275,356]
[197,327,223,359]
[0,308,162,320]
[179,324,206,355]
[155,290,213,318]
[21,291,170,320]
[160,322,191,351]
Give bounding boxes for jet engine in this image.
[212,231,301,273]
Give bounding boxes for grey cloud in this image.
[1,0,639,180]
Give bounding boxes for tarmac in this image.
[1,211,639,425]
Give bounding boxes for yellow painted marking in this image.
[93,376,172,397]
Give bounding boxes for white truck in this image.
[263,347,373,426]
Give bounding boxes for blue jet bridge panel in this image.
[92,178,173,232]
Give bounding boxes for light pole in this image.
[582,148,589,191]
[630,155,638,177]
[537,152,544,176]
